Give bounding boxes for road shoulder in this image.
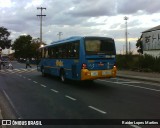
[117,70,160,84]
[0,90,24,128]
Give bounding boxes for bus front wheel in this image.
[60,69,66,82]
[41,67,47,77]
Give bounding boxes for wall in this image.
[142,30,160,57]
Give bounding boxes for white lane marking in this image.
[0,68,37,74]
[41,84,46,88]
[117,78,160,87]
[65,95,77,101]
[50,89,58,93]
[3,90,22,119]
[7,69,13,72]
[98,80,160,92]
[122,83,160,92]
[23,77,26,79]
[14,69,20,71]
[0,71,11,74]
[33,81,38,84]
[21,69,27,71]
[130,125,141,128]
[114,81,141,84]
[88,106,106,114]
[28,78,31,81]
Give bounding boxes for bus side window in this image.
[68,43,73,58]
[62,44,67,58]
[50,47,55,59]
[66,44,69,58]
[49,46,55,58]
[74,41,79,58]
[39,49,42,58]
[55,46,59,58]
[50,46,56,58]
[48,48,51,58]
[68,42,79,58]
[45,48,48,58]
[58,45,63,58]
[42,48,45,58]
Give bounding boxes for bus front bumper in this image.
[81,68,116,80]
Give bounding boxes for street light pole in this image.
[124,16,129,55]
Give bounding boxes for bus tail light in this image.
[113,63,117,69]
[82,63,87,69]
[113,63,116,68]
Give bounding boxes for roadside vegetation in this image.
[116,54,160,73]
[0,26,46,63]
[0,27,11,50]
[12,35,42,59]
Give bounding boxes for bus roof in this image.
[41,36,114,48]
[51,36,82,45]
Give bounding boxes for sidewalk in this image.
[117,70,160,83]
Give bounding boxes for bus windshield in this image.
[85,39,115,55]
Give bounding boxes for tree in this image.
[12,35,32,59]
[0,26,11,49]
[30,38,43,59]
[136,35,143,54]
[12,35,44,59]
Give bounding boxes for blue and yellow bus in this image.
[37,36,117,82]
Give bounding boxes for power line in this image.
[37,7,46,44]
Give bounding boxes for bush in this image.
[116,54,138,70]
[116,54,160,72]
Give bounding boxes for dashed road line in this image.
[28,78,31,81]
[41,84,46,88]
[33,81,38,84]
[88,106,106,114]
[65,95,77,101]
[50,89,59,93]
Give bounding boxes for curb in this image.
[117,74,160,84]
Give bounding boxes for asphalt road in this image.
[0,61,160,128]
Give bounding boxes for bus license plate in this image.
[91,71,98,76]
[102,70,111,75]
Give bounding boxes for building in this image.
[142,25,160,57]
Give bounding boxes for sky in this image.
[1,0,160,54]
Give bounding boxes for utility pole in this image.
[37,7,46,44]
[124,16,129,55]
[129,42,131,53]
[0,48,2,70]
[123,45,125,55]
[57,32,63,40]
